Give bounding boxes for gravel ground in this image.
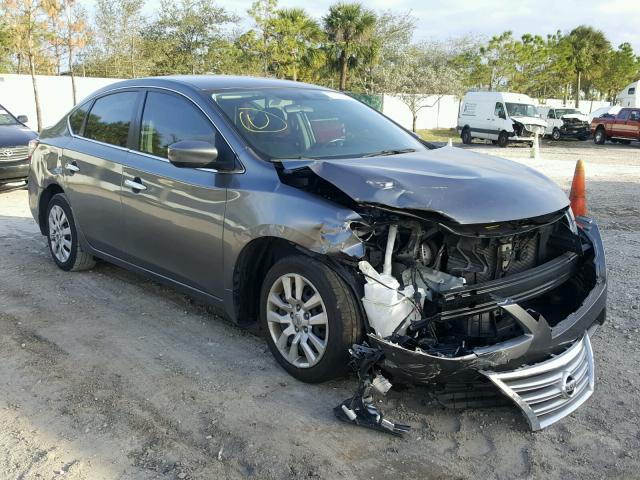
[0,140,639,480]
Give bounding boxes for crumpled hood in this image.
[561,113,589,122]
[510,116,548,128]
[281,146,569,224]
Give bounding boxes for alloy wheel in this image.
[266,273,328,368]
[48,205,72,263]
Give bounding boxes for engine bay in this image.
[348,206,594,358]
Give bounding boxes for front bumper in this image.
[0,158,30,184]
[369,216,606,386]
[507,135,537,143]
[559,125,589,139]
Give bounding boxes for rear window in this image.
[84,92,138,147]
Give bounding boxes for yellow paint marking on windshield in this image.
[238,108,287,133]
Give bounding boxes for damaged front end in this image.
[510,116,547,142]
[559,115,590,139]
[351,209,606,430]
[277,152,606,431]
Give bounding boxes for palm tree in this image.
[323,2,376,91]
[273,8,322,81]
[565,26,610,107]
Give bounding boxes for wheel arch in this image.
[38,183,65,235]
[232,236,366,329]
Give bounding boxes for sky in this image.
[84,0,640,52]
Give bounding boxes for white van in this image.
[617,80,639,108]
[457,91,547,147]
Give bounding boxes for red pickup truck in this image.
[591,107,640,144]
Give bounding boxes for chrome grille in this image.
[482,333,594,430]
[0,145,29,162]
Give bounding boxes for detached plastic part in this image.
[334,398,411,436]
[334,343,411,437]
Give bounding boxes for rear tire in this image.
[497,131,509,148]
[46,194,95,271]
[260,255,362,383]
[461,127,472,145]
[594,128,606,145]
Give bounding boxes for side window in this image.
[547,110,556,119]
[139,91,216,159]
[629,110,640,121]
[629,87,636,95]
[618,109,630,120]
[84,92,138,147]
[494,102,506,119]
[69,102,91,135]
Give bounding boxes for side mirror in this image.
[168,140,222,169]
[17,115,28,123]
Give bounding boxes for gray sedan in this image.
[28,76,606,430]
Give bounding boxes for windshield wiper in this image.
[362,148,416,158]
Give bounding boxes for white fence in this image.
[0,74,122,131]
[0,73,614,133]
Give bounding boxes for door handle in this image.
[124,178,147,192]
[65,162,79,173]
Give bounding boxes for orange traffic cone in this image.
[569,160,587,217]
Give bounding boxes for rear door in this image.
[121,89,232,298]
[63,90,141,256]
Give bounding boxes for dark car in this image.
[0,103,37,185]
[27,76,606,431]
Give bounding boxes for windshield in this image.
[555,108,580,117]
[0,106,19,126]
[211,88,425,160]
[505,103,538,118]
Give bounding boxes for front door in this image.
[121,90,231,298]
[612,109,630,138]
[63,90,141,256]
[623,109,640,139]
[487,102,507,140]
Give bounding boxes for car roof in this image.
[88,75,329,97]
[463,91,535,103]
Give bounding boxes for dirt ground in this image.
[1,140,639,480]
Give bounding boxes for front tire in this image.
[552,128,561,141]
[461,127,472,144]
[46,194,95,271]
[594,128,606,145]
[260,255,361,383]
[497,131,509,148]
